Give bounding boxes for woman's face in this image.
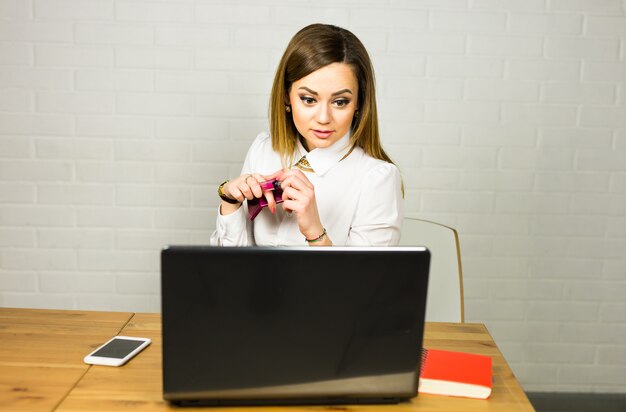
[288,62,358,152]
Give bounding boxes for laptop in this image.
[161,246,430,406]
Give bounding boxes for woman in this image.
[210,23,403,246]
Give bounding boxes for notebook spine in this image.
[419,348,429,375]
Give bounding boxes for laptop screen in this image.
[161,246,430,405]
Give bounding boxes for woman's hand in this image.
[220,171,282,215]
[278,169,328,243]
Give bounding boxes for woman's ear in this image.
[283,94,291,112]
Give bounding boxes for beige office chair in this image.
[399,217,465,322]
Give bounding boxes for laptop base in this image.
[173,396,410,406]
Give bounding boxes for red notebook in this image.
[419,349,492,399]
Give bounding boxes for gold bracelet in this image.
[305,228,326,243]
[217,180,240,204]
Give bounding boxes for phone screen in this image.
[91,338,146,359]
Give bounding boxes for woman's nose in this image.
[315,104,331,124]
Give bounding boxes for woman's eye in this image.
[334,99,350,107]
[300,96,316,105]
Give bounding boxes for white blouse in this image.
[210,132,404,246]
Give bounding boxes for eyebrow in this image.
[298,86,353,97]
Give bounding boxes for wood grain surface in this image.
[59,313,535,412]
[0,308,534,411]
[0,308,132,411]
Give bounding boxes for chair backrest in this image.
[399,217,464,323]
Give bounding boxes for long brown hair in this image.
[269,24,395,168]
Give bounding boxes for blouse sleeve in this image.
[346,162,404,246]
[209,134,267,246]
[209,205,253,246]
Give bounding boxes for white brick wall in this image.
[1,0,625,394]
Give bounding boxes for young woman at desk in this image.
[211,24,403,247]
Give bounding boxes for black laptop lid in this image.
[161,246,430,405]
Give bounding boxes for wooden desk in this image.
[0,309,535,411]
[0,308,133,411]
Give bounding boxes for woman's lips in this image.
[312,129,333,139]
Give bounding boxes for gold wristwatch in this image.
[217,180,240,204]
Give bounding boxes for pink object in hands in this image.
[248,179,283,220]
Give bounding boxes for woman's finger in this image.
[280,174,311,194]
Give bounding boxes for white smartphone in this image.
[84,335,151,366]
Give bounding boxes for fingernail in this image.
[271,206,276,214]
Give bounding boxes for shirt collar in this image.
[295,132,352,177]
